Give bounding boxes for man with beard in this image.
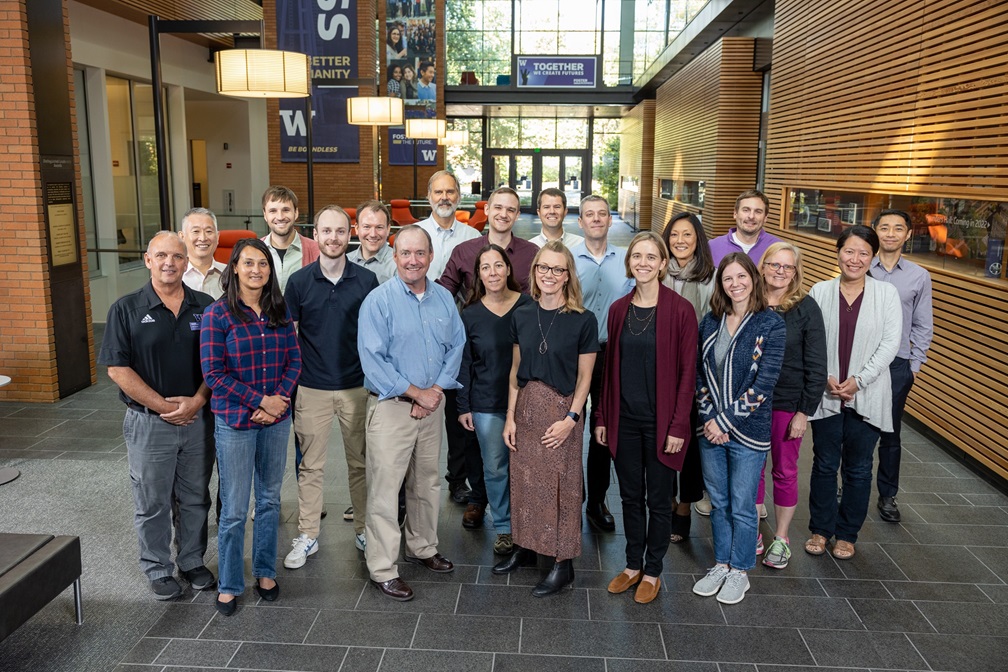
[530,188,583,249]
[708,189,781,265]
[260,185,320,292]
[283,206,379,568]
[358,225,465,601]
[348,200,396,284]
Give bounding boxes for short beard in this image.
[434,202,458,219]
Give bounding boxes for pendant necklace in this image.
[626,302,657,336]
[537,305,559,354]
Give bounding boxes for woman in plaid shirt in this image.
[200,237,301,616]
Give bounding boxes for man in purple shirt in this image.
[709,190,781,266]
[437,186,539,529]
[870,209,933,523]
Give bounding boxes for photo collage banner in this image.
[385,0,437,165]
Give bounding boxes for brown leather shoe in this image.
[370,577,414,601]
[404,552,454,573]
[634,577,661,604]
[462,503,485,529]
[607,571,643,594]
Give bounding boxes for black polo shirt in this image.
[98,281,215,405]
[285,259,379,391]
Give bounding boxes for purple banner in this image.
[515,56,597,88]
[277,0,359,163]
[388,127,437,166]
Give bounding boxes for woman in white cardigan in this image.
[805,226,900,561]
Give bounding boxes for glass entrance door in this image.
[483,150,589,212]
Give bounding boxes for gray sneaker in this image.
[694,491,712,516]
[716,569,750,604]
[763,537,792,569]
[692,564,730,597]
[354,532,366,552]
[149,576,183,601]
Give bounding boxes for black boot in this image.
[532,559,574,597]
[492,546,537,575]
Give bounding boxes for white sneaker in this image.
[694,491,712,516]
[354,532,366,552]
[716,569,750,604]
[692,564,730,596]
[757,503,768,519]
[283,534,318,569]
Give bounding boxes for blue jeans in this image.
[472,412,509,533]
[809,409,879,543]
[215,415,290,596]
[699,437,767,571]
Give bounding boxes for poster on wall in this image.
[277,0,359,163]
[385,3,437,104]
[515,56,597,88]
[388,106,438,166]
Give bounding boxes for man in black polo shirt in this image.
[97,231,216,600]
[283,205,379,568]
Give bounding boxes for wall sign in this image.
[515,56,597,88]
[277,0,359,163]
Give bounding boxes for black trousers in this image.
[443,389,486,502]
[671,405,704,503]
[613,415,673,577]
[586,343,611,506]
[877,357,914,498]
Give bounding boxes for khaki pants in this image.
[294,386,369,538]
[364,396,444,582]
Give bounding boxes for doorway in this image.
[485,150,589,212]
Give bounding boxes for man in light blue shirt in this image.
[416,61,436,101]
[357,225,465,602]
[571,195,633,534]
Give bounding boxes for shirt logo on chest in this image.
[140,314,155,324]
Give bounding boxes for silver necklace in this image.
[537,306,559,354]
[626,302,657,336]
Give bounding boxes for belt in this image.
[367,390,413,404]
[126,403,160,415]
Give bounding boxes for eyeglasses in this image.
[534,263,568,276]
[764,262,796,274]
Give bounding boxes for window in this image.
[73,69,99,274]
[787,187,1008,281]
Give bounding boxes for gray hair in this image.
[180,207,218,231]
[578,194,610,217]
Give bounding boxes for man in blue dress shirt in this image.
[571,195,634,533]
[357,225,466,601]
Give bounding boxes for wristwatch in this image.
[566,411,580,422]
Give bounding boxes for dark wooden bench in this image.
[0,534,82,642]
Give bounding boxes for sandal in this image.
[831,540,855,560]
[669,512,692,544]
[804,534,828,556]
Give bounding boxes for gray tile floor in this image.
[1,215,1006,671]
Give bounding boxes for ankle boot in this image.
[532,559,574,597]
[492,546,537,575]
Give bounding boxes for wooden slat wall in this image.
[618,100,654,229]
[650,38,763,239]
[76,0,263,46]
[765,0,1008,478]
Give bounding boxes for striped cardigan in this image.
[696,309,786,451]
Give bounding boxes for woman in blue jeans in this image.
[200,238,301,616]
[693,253,785,605]
[805,226,900,561]
[457,244,531,557]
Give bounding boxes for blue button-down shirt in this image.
[870,255,934,372]
[357,275,466,399]
[571,242,634,343]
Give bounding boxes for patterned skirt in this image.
[510,380,583,560]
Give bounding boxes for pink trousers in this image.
[756,410,802,508]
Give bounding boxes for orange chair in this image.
[468,201,488,232]
[455,210,471,224]
[389,199,419,225]
[214,230,257,263]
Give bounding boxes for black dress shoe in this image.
[450,483,472,505]
[255,579,280,601]
[404,552,454,573]
[370,577,414,601]
[877,496,901,523]
[586,501,616,532]
[492,546,537,575]
[532,559,574,597]
[215,595,237,617]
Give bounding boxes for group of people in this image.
[99,174,932,613]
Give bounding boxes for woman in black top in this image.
[494,241,598,597]
[756,242,828,569]
[457,244,531,557]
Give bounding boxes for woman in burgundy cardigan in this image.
[595,232,698,604]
